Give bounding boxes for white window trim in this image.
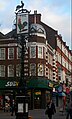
[8,65,14,77]
[0,65,5,77]
[30,46,36,58]
[38,64,44,76]
[30,63,36,76]
[16,64,21,77]
[8,47,14,59]
[38,46,43,59]
[0,48,5,60]
[17,47,21,59]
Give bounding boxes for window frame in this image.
[0,48,5,60]
[8,47,14,59]
[8,65,14,77]
[0,65,5,77]
[30,63,36,76]
[30,46,36,58]
[16,64,21,77]
[38,46,43,58]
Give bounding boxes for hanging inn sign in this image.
[16,13,29,34]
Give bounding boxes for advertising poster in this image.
[26,103,28,112]
[18,103,23,113]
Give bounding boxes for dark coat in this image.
[46,102,56,116]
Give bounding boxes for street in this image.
[0,108,67,119]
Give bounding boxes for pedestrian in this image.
[11,100,15,116]
[45,99,56,119]
[66,101,72,119]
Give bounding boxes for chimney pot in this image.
[34,10,37,14]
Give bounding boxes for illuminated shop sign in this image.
[5,81,19,87]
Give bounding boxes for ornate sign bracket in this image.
[15,1,31,14]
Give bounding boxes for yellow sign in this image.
[49,82,53,87]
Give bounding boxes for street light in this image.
[15,1,30,119]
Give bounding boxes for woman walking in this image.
[45,100,56,119]
[66,101,72,119]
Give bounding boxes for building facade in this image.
[0,11,72,109]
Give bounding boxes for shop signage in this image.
[5,81,19,87]
[49,82,53,88]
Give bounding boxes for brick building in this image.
[0,11,72,109]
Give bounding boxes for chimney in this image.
[29,11,41,24]
[34,10,37,14]
[34,10,37,24]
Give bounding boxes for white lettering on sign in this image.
[5,81,19,87]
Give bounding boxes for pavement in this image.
[29,108,66,119]
[0,108,67,119]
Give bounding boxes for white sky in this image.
[0,0,71,49]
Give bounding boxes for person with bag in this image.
[11,100,15,116]
[45,99,56,119]
[66,101,72,119]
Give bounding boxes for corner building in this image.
[0,11,72,109]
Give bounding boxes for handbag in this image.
[45,108,48,115]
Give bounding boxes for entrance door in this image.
[34,91,41,109]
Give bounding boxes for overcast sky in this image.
[0,0,71,50]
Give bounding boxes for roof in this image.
[5,29,17,38]
[0,32,5,39]
[40,22,58,49]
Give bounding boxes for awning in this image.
[0,78,54,91]
[27,77,53,90]
[0,79,8,89]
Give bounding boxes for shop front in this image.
[27,77,53,109]
[0,79,19,110]
[0,78,53,110]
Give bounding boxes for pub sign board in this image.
[16,13,29,34]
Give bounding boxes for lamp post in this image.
[15,1,30,119]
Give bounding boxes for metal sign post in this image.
[15,1,30,119]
